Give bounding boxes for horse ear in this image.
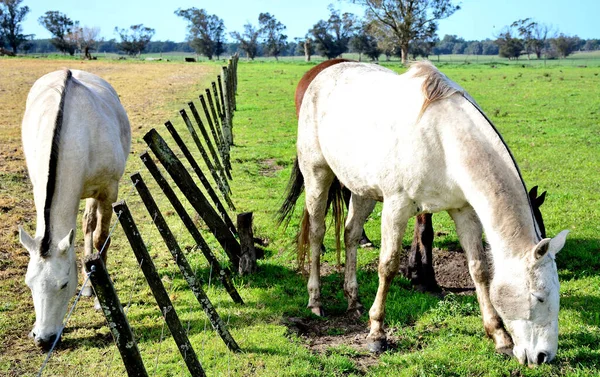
[529,186,538,202]
[57,229,75,255]
[19,226,37,256]
[548,230,569,258]
[536,191,547,207]
[532,238,551,261]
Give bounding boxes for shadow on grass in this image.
[556,237,600,280]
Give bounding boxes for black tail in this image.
[277,157,305,228]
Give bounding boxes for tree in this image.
[350,21,381,61]
[495,28,524,60]
[530,23,553,59]
[175,8,225,60]
[38,11,77,55]
[258,13,287,60]
[70,26,101,59]
[0,0,30,53]
[230,22,259,60]
[349,0,460,65]
[115,24,155,56]
[550,34,581,58]
[309,6,357,59]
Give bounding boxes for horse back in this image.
[295,58,353,117]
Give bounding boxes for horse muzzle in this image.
[30,330,60,351]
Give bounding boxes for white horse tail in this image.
[41,68,72,257]
[277,157,344,271]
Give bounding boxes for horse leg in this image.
[367,196,411,352]
[448,207,513,355]
[81,198,99,297]
[303,168,334,316]
[344,194,376,317]
[342,187,373,247]
[406,213,439,292]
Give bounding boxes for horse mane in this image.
[41,68,72,257]
[411,61,463,119]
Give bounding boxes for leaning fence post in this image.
[114,201,206,377]
[144,129,241,270]
[139,152,244,305]
[84,254,148,377]
[132,173,241,352]
[221,66,234,148]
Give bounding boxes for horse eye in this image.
[60,282,68,290]
[532,293,545,303]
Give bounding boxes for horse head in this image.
[490,230,569,366]
[19,227,77,350]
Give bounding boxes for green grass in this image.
[1,58,599,376]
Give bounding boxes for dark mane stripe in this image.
[462,95,542,241]
[41,69,72,257]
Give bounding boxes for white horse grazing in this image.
[19,69,131,350]
[279,61,568,366]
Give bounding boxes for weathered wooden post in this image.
[84,254,148,377]
[200,94,231,174]
[237,212,257,275]
[211,81,223,121]
[114,201,206,377]
[188,101,231,185]
[304,38,312,62]
[132,173,241,352]
[144,129,240,270]
[221,66,234,148]
[139,152,243,304]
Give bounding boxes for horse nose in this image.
[536,352,548,365]
[34,333,58,351]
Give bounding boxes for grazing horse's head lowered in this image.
[20,69,130,349]
[279,60,568,366]
[20,228,78,349]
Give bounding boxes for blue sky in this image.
[20,0,599,43]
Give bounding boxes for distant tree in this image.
[550,33,581,58]
[349,0,460,65]
[495,28,524,60]
[38,11,78,55]
[350,21,381,61]
[0,0,30,53]
[230,22,259,60]
[258,12,287,60]
[464,41,482,55]
[70,26,101,59]
[510,18,536,59]
[365,19,398,60]
[409,36,436,59]
[309,6,357,59]
[481,39,499,55]
[115,24,155,56]
[583,39,600,51]
[175,8,225,60]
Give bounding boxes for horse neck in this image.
[450,103,539,258]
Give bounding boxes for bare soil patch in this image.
[258,158,283,176]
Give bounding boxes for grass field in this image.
[0,55,599,376]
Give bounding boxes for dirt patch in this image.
[283,313,393,372]
[258,158,283,177]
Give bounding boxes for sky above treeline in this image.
[20,0,599,42]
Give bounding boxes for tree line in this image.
[1,0,598,62]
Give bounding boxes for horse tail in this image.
[277,157,304,228]
[326,177,344,267]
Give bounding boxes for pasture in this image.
[0,56,599,376]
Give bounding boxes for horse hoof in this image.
[311,307,324,317]
[347,306,364,319]
[367,338,388,353]
[359,238,373,248]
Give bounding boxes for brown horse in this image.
[292,59,547,292]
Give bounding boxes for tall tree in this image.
[70,26,101,59]
[495,28,524,60]
[349,0,459,65]
[350,21,381,61]
[551,34,581,58]
[115,24,155,56]
[0,0,30,53]
[258,12,287,60]
[230,22,259,60]
[309,6,357,59]
[175,8,225,60]
[38,11,78,55]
